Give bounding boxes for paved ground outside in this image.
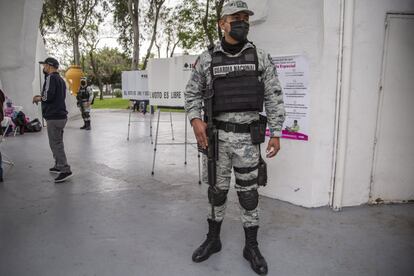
[0,110,413,276]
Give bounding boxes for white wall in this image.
[341,0,414,206]
[0,0,43,120]
[247,0,341,207]
[248,0,414,208]
[0,0,78,121]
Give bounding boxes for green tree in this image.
[173,0,226,52]
[83,47,131,96]
[129,0,141,70]
[142,0,166,69]
[40,0,106,65]
[112,0,141,70]
[81,22,105,99]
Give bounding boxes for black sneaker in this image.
[49,167,60,174]
[54,172,73,183]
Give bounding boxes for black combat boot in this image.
[243,226,268,275]
[192,219,222,263]
[85,121,91,130]
[80,121,87,129]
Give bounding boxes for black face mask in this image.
[229,20,250,43]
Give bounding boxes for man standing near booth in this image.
[185,1,285,275]
[33,57,72,183]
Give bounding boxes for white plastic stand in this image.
[126,103,155,143]
[151,107,201,185]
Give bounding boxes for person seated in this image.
[1,97,14,136]
[4,98,14,117]
[3,98,26,135]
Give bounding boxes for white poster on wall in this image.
[121,70,149,100]
[271,55,310,141]
[148,55,197,107]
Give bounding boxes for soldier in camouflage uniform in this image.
[185,1,285,275]
[76,78,93,130]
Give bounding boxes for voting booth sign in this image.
[121,70,149,100]
[148,55,197,107]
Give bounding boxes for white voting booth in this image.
[148,55,196,107]
[148,55,200,181]
[122,70,153,141]
[122,70,150,101]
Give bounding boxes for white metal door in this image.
[371,14,414,203]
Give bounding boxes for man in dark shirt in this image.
[33,57,72,183]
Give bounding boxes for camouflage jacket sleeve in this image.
[184,53,207,122]
[259,50,286,137]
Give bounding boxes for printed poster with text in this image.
[272,55,310,141]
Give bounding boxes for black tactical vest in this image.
[77,87,90,100]
[210,47,264,114]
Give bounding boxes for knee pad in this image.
[208,187,228,206]
[237,190,259,211]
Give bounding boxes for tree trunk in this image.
[203,0,214,47]
[155,39,161,58]
[73,34,81,65]
[170,40,180,57]
[70,0,97,66]
[128,0,140,70]
[166,37,170,58]
[142,0,164,69]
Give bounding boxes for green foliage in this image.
[40,0,108,64]
[111,0,134,55]
[113,89,123,98]
[171,0,226,52]
[110,0,226,58]
[40,0,227,78]
[83,47,131,86]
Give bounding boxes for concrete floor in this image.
[0,110,413,276]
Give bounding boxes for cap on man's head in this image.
[39,57,59,68]
[221,0,254,18]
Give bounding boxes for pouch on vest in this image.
[257,155,267,187]
[250,114,267,144]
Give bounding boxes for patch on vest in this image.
[213,64,256,76]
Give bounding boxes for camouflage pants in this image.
[202,136,260,227]
[80,102,91,122]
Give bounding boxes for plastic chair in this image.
[1,117,12,138]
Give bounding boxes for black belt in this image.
[214,120,252,133]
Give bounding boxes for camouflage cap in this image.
[221,0,254,17]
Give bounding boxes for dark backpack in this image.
[25,118,42,132]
